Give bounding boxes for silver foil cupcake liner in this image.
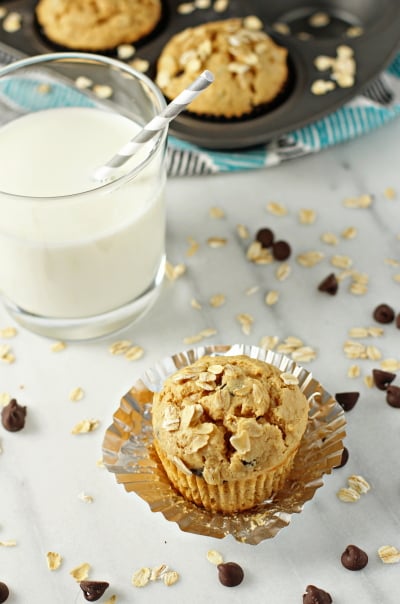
[102,344,346,544]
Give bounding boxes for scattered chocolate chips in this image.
[79,581,109,602]
[303,584,332,604]
[272,240,291,261]
[334,446,349,469]
[256,227,274,248]
[335,391,359,412]
[373,303,395,324]
[386,385,400,408]
[318,273,338,295]
[372,369,396,391]
[217,562,244,587]
[1,399,27,432]
[0,582,9,603]
[341,544,368,570]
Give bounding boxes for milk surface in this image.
[0,107,165,318]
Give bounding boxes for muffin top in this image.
[152,355,309,485]
[36,0,162,51]
[155,17,288,118]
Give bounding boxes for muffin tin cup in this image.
[102,344,346,544]
[0,0,399,149]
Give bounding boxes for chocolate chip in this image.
[318,273,338,295]
[256,227,274,248]
[272,240,291,261]
[373,303,395,324]
[396,313,400,329]
[217,562,244,587]
[79,581,109,602]
[1,399,27,432]
[0,582,9,603]
[341,544,368,570]
[386,385,400,408]
[334,446,349,469]
[303,584,332,604]
[335,392,359,412]
[372,369,396,390]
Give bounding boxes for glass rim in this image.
[0,52,167,203]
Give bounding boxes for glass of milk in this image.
[0,53,168,339]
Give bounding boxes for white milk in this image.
[0,106,165,318]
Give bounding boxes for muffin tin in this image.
[0,0,399,149]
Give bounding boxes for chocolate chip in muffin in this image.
[272,240,291,261]
[0,582,9,604]
[303,584,332,604]
[333,446,349,469]
[341,544,368,570]
[386,385,400,408]
[372,369,396,391]
[335,392,359,412]
[79,581,109,602]
[1,399,27,432]
[217,562,244,587]
[256,227,274,248]
[318,273,338,295]
[373,303,395,324]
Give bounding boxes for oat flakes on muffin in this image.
[152,355,309,513]
[155,17,289,119]
[36,0,162,51]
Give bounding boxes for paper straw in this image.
[94,70,214,181]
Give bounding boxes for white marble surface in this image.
[1,118,400,604]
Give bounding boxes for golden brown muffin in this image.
[155,17,289,119]
[152,355,309,513]
[36,0,162,51]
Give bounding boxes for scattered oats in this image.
[259,335,279,350]
[117,44,135,60]
[321,232,338,245]
[296,250,325,267]
[236,313,254,335]
[104,597,117,604]
[299,209,317,224]
[75,76,93,89]
[183,328,217,344]
[311,79,336,95]
[346,26,363,38]
[280,372,299,385]
[347,364,360,378]
[70,562,90,581]
[37,83,51,94]
[366,345,382,361]
[348,474,370,494]
[343,340,366,359]
[132,567,151,587]
[71,419,99,435]
[265,290,279,306]
[213,0,229,12]
[0,540,16,547]
[195,0,211,7]
[380,358,400,372]
[236,224,250,239]
[336,45,354,59]
[163,570,179,586]
[209,206,225,219]
[69,387,84,402]
[150,564,168,581]
[383,186,396,200]
[186,236,200,256]
[96,458,105,468]
[314,55,335,71]
[276,262,291,281]
[291,346,317,362]
[384,258,400,267]
[349,281,368,296]
[245,285,259,296]
[177,2,195,14]
[3,12,22,32]
[191,298,202,310]
[243,15,263,30]
[93,84,113,99]
[246,241,273,264]
[266,201,288,216]
[46,552,62,571]
[209,294,226,308]
[343,194,373,208]
[0,8,7,18]
[207,236,227,248]
[199,327,217,338]
[51,340,66,352]
[331,254,353,269]
[125,345,144,361]
[78,492,94,503]
[0,392,11,406]
[165,261,186,280]
[364,375,374,389]
[0,326,17,338]
[341,226,357,239]
[368,326,384,337]
[129,58,150,72]
[272,22,290,35]
[207,550,224,565]
[309,11,330,27]
[393,274,400,283]
[378,545,400,564]
[109,339,132,355]
[348,327,369,338]
[0,344,15,363]
[337,487,360,502]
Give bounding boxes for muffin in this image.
[36,0,162,51]
[152,355,309,513]
[155,17,289,119]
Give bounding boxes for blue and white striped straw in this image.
[94,70,214,181]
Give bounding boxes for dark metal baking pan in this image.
[0,0,399,149]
